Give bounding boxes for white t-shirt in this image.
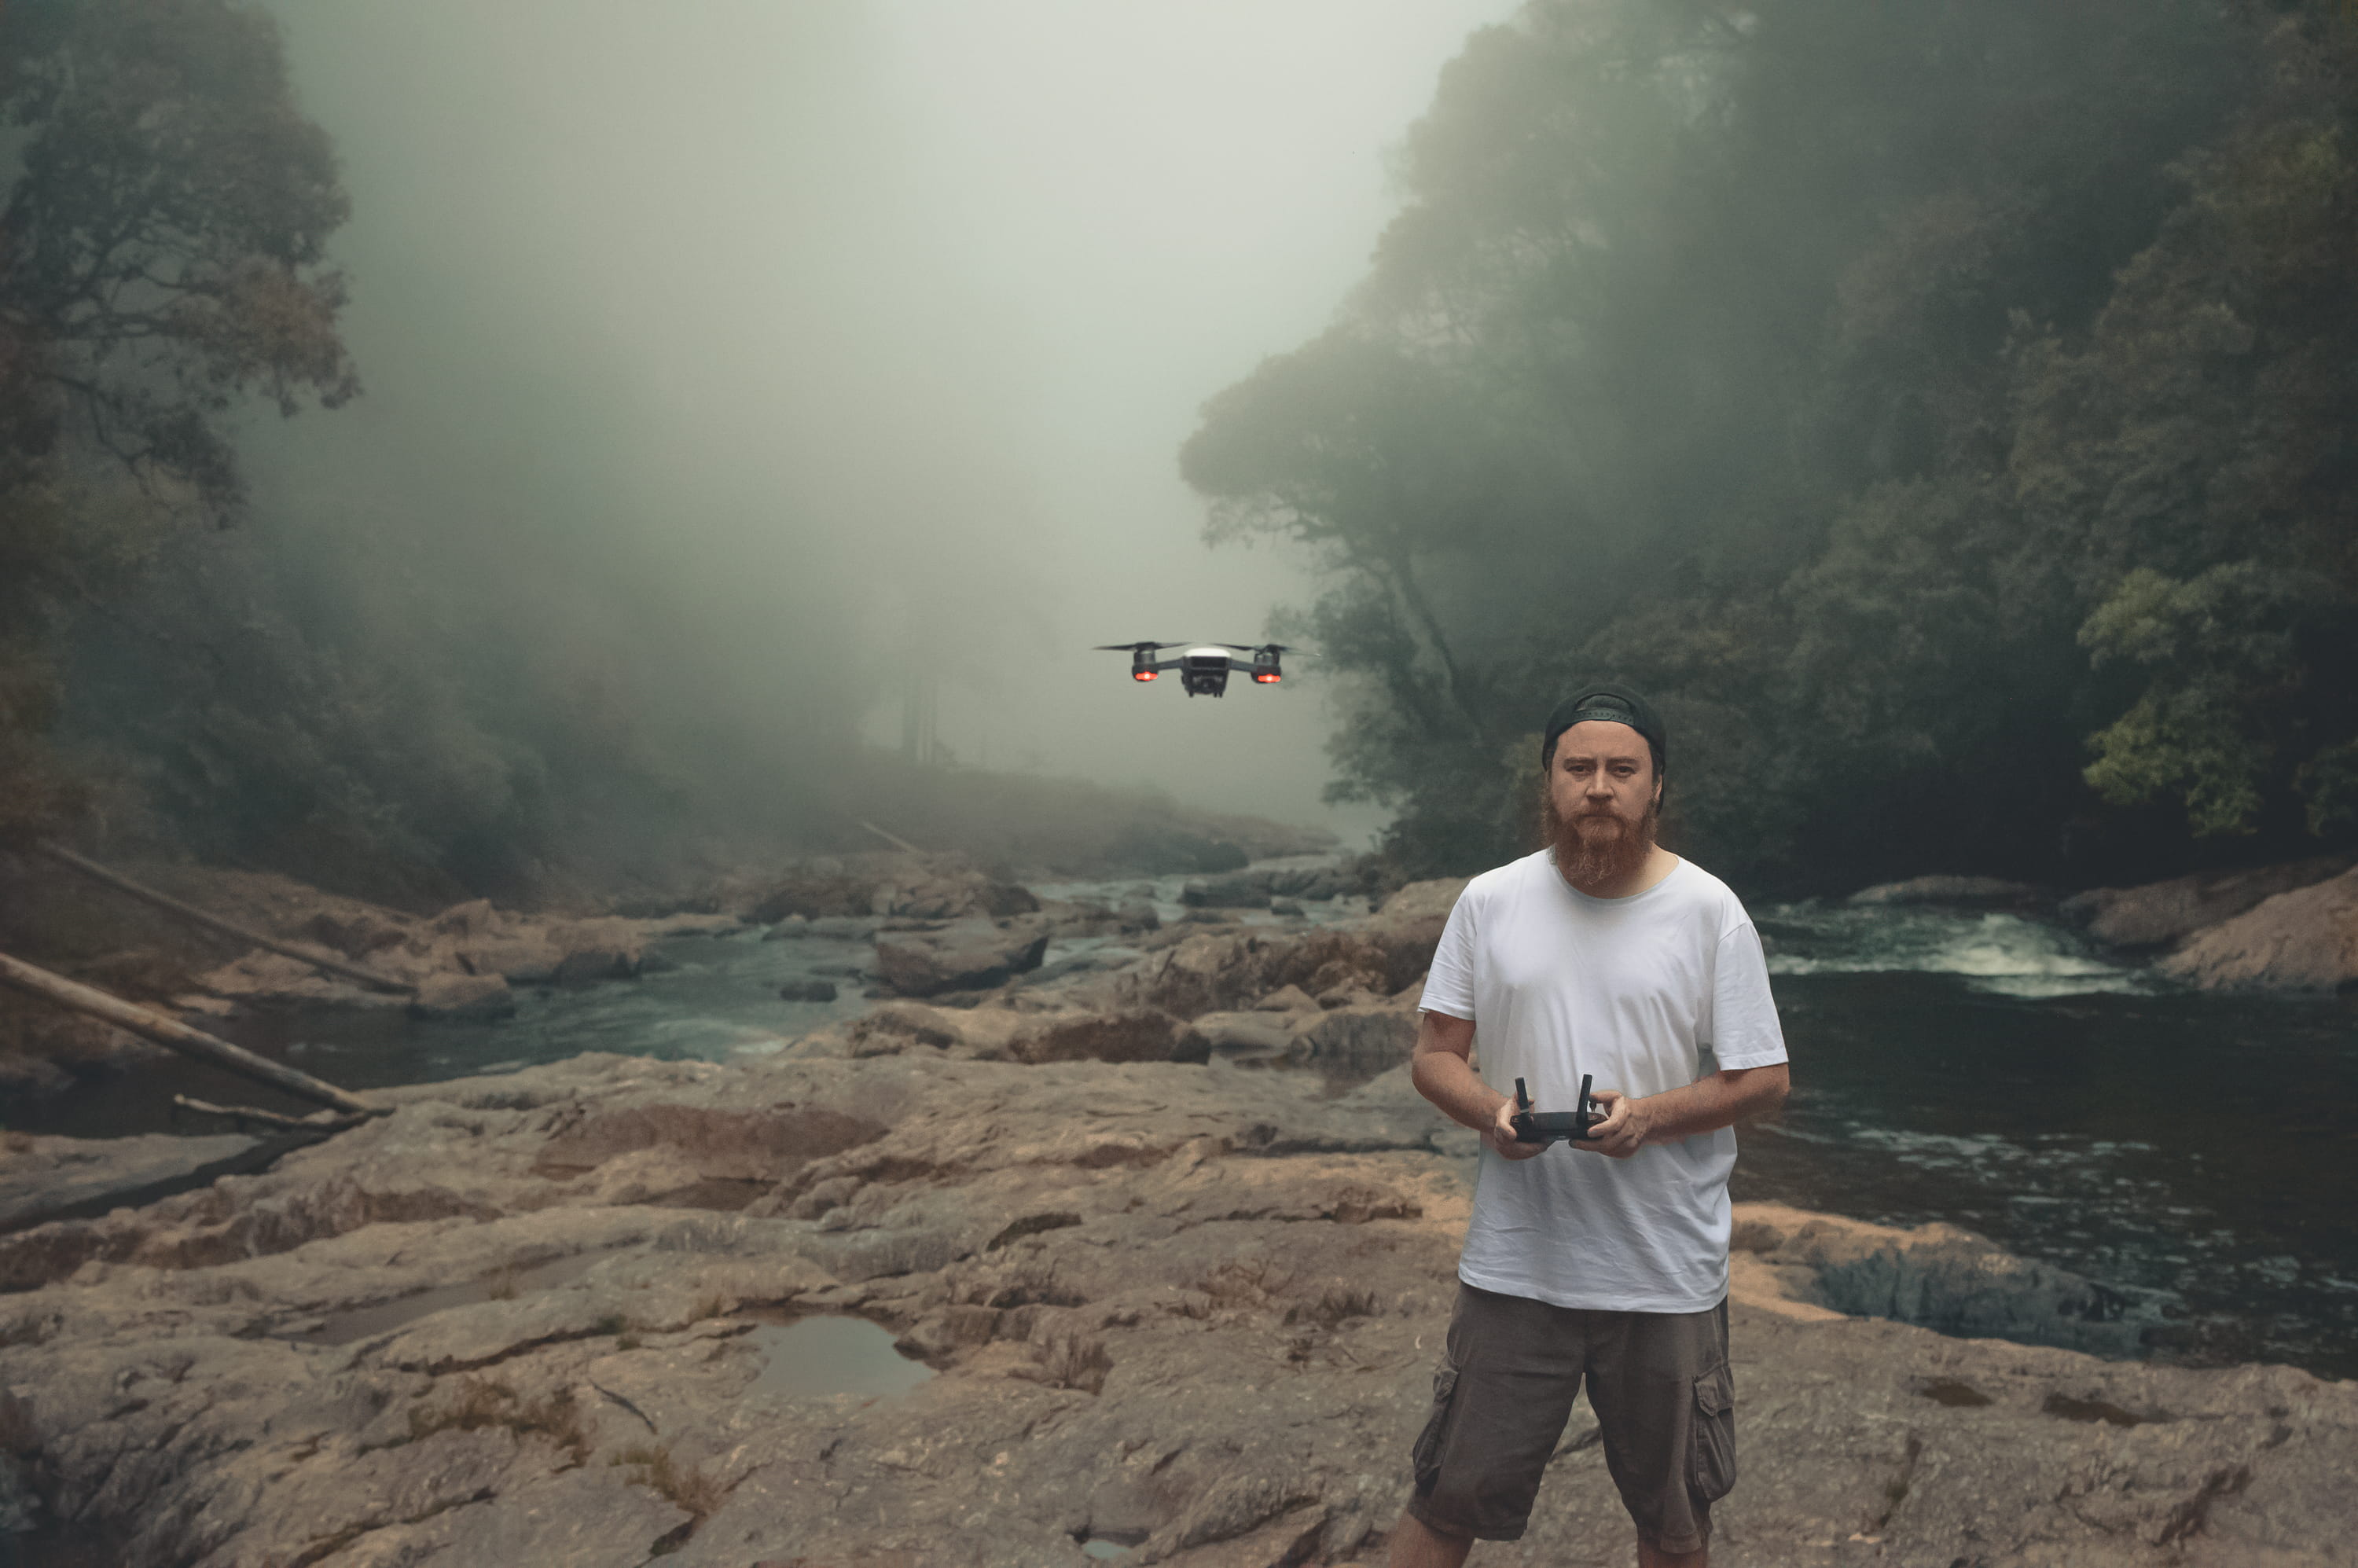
[1420,850,1787,1313]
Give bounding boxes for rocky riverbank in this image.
[5,1042,2349,1568]
[5,854,2355,1564]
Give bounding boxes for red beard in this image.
[1544,793,1659,889]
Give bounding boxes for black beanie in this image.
[1541,683,1666,776]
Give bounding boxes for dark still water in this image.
[1740,902,2358,1380]
[6,881,2352,1379]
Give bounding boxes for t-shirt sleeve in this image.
[1706,920,1787,1069]
[1419,888,1479,1019]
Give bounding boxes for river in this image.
[12,872,2354,1381]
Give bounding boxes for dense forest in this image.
[0,0,912,907]
[1187,0,2358,891]
[8,0,2356,905]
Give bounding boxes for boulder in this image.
[777,979,839,1003]
[1846,875,2053,908]
[410,972,517,1020]
[1181,870,1275,909]
[1295,1006,1418,1072]
[2060,855,2356,949]
[872,918,1051,997]
[547,918,645,985]
[1252,985,1317,1013]
[300,907,412,957]
[844,1002,1028,1058]
[1009,1008,1192,1065]
[431,898,498,937]
[2160,867,2358,990]
[458,935,564,985]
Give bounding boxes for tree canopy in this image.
[1185,0,2358,889]
[0,0,357,841]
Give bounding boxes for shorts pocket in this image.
[1410,1364,1460,1494]
[1688,1361,1737,1503]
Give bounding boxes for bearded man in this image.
[1387,684,1790,1568]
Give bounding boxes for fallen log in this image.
[0,948,381,1117]
[173,1094,367,1134]
[856,818,925,855]
[30,840,414,994]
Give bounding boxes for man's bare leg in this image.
[1638,1538,1706,1566]
[1386,1512,1473,1568]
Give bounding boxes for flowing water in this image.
[8,872,2353,1379]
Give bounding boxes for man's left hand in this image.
[1581,1089,1649,1159]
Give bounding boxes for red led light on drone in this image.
[1133,670,1157,681]
[1254,672,1280,683]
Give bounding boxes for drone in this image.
[1095,641,1289,698]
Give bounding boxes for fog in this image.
[242,0,1519,849]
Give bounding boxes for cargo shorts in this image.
[1405,1282,1736,1553]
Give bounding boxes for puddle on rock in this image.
[1080,1539,1137,1560]
[290,1247,626,1346]
[1917,1378,1994,1408]
[743,1315,934,1401]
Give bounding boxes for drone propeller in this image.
[1093,642,1183,652]
[1218,643,1292,654]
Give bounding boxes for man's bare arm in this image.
[1409,1010,1543,1162]
[1585,1063,1789,1159]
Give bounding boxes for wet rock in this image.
[776,979,839,1003]
[549,918,647,984]
[2062,855,2356,950]
[1728,1202,2145,1357]
[1181,870,1275,909]
[411,972,518,1020]
[458,935,564,984]
[1295,1006,1418,1073]
[1116,898,1160,933]
[0,1132,261,1232]
[2162,866,2358,990]
[1009,1009,1188,1065]
[1268,898,1306,916]
[873,918,1051,997]
[1847,875,2055,908]
[760,914,810,941]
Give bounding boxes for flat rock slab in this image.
[4,1043,2352,1566]
[0,1131,262,1232]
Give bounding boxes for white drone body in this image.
[1094,641,1287,698]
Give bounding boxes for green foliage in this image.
[0,0,358,848]
[0,0,358,519]
[1188,0,2358,886]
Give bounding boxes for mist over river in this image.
[21,873,2358,1383]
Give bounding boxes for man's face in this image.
[1545,719,1659,828]
[1542,720,1660,885]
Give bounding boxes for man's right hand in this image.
[1484,1098,1545,1160]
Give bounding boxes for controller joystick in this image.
[1511,1074,1601,1144]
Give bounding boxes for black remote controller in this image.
[1511,1074,1601,1144]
